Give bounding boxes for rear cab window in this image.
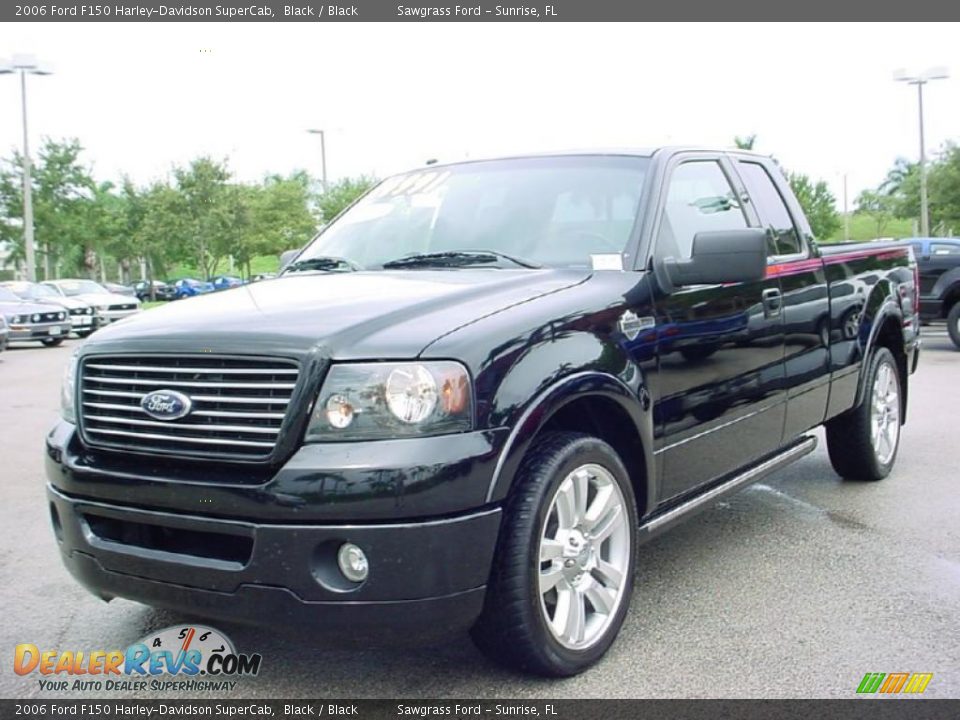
[737,160,805,259]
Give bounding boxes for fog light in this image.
[337,542,368,583]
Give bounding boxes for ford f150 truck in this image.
[45,148,919,677]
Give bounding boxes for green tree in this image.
[926,143,960,234]
[855,189,897,238]
[235,173,317,278]
[0,138,98,279]
[172,157,245,279]
[733,134,757,151]
[316,176,377,224]
[135,182,191,286]
[788,172,841,241]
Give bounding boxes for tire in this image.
[41,338,64,347]
[471,431,638,677]
[825,347,901,481]
[75,329,94,338]
[947,302,960,350]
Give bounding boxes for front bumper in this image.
[45,422,507,635]
[8,321,72,341]
[96,309,139,324]
[69,314,97,331]
[47,486,499,635]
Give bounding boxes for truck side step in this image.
[638,435,818,542]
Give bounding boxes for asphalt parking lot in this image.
[1,331,958,699]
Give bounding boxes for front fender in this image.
[484,352,655,518]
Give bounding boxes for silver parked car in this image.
[1,281,98,338]
[0,286,72,347]
[43,279,141,325]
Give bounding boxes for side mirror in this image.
[663,229,767,287]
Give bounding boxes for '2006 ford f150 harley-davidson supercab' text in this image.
[46,148,919,676]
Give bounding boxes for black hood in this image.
[83,269,587,359]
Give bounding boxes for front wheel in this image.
[471,432,637,677]
[41,337,64,347]
[947,302,960,349]
[825,346,901,481]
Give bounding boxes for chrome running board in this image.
[639,436,818,542]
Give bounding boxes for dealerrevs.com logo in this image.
[14,625,262,693]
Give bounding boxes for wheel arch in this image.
[485,372,655,520]
[855,304,909,422]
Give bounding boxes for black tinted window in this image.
[657,161,748,260]
[739,161,803,257]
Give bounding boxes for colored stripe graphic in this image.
[857,672,933,694]
[903,673,934,694]
[879,673,909,693]
[857,673,886,693]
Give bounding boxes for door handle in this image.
[762,288,782,318]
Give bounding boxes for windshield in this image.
[56,280,109,296]
[292,156,649,271]
[5,282,58,300]
[0,287,22,302]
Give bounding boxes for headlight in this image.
[86,307,93,315]
[306,361,472,441]
[12,314,25,324]
[31,313,40,323]
[61,349,80,423]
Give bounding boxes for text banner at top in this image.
[5,0,960,21]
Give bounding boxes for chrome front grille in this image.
[79,355,300,460]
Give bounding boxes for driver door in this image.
[650,155,786,501]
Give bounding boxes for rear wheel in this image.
[825,347,901,481]
[947,302,960,349]
[41,338,64,347]
[471,432,637,677]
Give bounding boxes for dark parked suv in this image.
[46,148,919,676]
[898,237,960,348]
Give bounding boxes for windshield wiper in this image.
[284,256,361,274]
[381,250,541,270]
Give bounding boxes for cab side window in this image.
[738,161,804,257]
[656,161,748,260]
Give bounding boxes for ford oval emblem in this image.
[140,389,193,421]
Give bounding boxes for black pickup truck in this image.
[897,237,960,348]
[46,148,920,677]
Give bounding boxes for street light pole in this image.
[894,66,949,238]
[1,54,53,283]
[20,70,37,282]
[916,81,929,237]
[843,173,850,241]
[306,129,328,191]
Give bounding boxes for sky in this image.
[0,22,958,207]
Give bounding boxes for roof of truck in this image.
[415,146,771,171]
